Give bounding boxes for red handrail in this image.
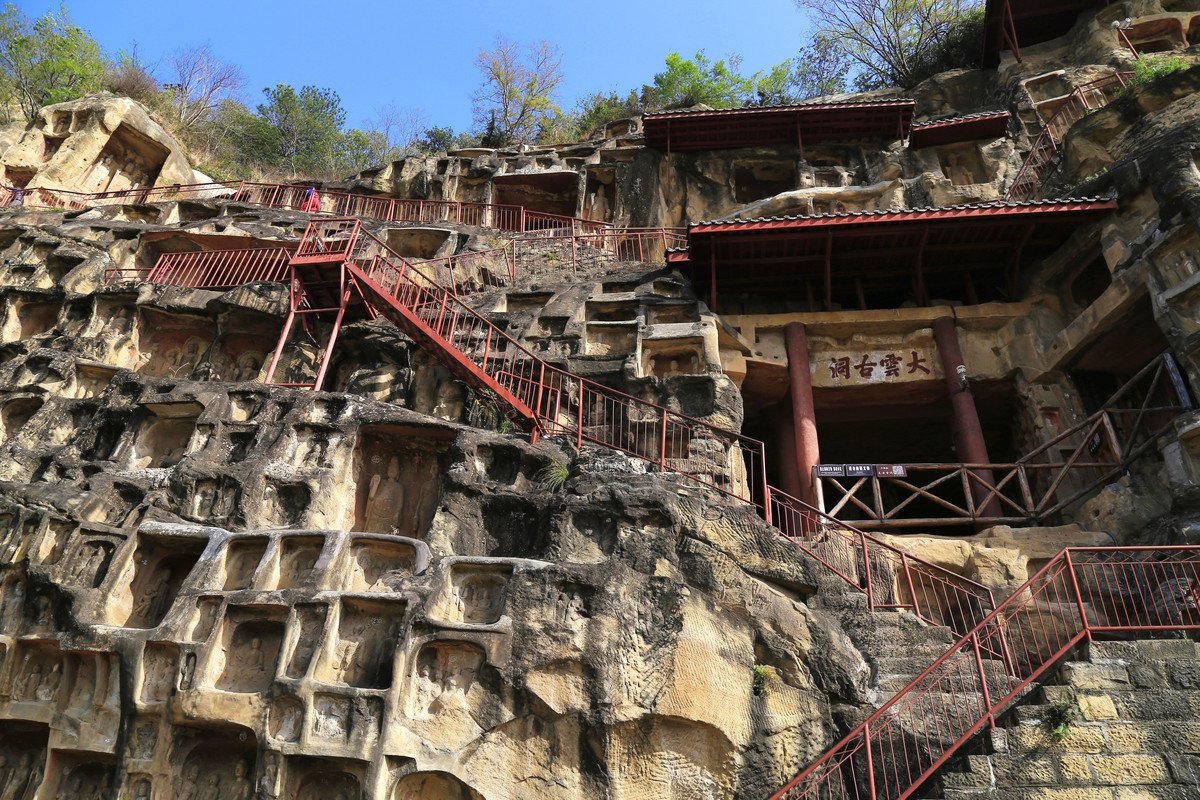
[296,218,771,512]
[769,545,1200,800]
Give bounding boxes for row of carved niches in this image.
[0,231,88,290]
[0,642,121,751]
[213,533,425,595]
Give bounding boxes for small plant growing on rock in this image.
[537,459,570,491]
[1122,54,1190,94]
[1047,689,1081,742]
[752,664,777,695]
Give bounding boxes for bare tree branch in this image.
[167,44,243,130]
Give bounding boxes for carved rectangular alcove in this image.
[9,641,64,709]
[112,532,207,628]
[351,424,451,536]
[84,122,170,194]
[346,537,418,592]
[733,158,798,202]
[60,532,119,589]
[384,227,455,259]
[221,537,269,590]
[0,723,47,797]
[31,517,75,565]
[646,302,699,325]
[139,642,178,704]
[284,755,364,800]
[1126,17,1186,52]
[440,563,512,625]
[125,402,201,469]
[72,361,118,400]
[316,597,405,689]
[0,397,43,445]
[1,296,60,343]
[170,724,257,800]
[283,603,328,680]
[209,605,286,693]
[584,322,637,355]
[641,337,706,379]
[504,291,555,314]
[211,310,279,382]
[936,145,989,186]
[134,308,214,379]
[46,754,116,800]
[270,536,326,590]
[187,596,223,642]
[585,299,639,322]
[404,640,488,732]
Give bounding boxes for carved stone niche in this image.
[87,299,135,339]
[0,397,43,445]
[641,338,705,379]
[0,296,60,342]
[317,598,404,689]
[441,564,511,625]
[290,425,338,471]
[0,726,48,800]
[268,695,304,743]
[405,641,486,719]
[732,158,798,204]
[139,643,178,704]
[183,475,239,524]
[72,361,119,400]
[114,533,207,628]
[936,144,988,186]
[210,311,278,382]
[126,402,202,469]
[347,538,420,592]
[134,308,214,380]
[383,227,454,259]
[187,596,222,642]
[51,757,115,800]
[310,693,351,741]
[352,425,451,536]
[11,641,64,707]
[262,481,311,529]
[213,609,285,693]
[32,517,75,565]
[227,392,264,423]
[286,757,362,800]
[62,536,117,589]
[0,576,27,634]
[392,771,485,800]
[645,302,699,325]
[284,603,327,680]
[171,725,256,800]
[271,537,324,590]
[222,538,268,591]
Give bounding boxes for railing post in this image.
[534,362,546,423]
[970,631,996,727]
[1064,550,1092,640]
[900,551,921,619]
[520,206,526,233]
[860,532,876,610]
[577,387,585,449]
[659,408,668,470]
[862,721,878,800]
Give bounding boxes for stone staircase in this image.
[936,638,1200,798]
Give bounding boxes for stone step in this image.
[1086,639,1200,662]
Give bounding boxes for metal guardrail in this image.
[1006,72,1132,202]
[104,246,297,288]
[293,218,770,512]
[769,545,1200,800]
[815,352,1190,528]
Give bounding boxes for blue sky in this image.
[41,0,813,134]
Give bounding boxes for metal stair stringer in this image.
[343,259,543,435]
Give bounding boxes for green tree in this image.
[472,37,564,144]
[573,90,643,137]
[256,84,346,178]
[415,125,459,154]
[753,34,852,105]
[796,0,984,89]
[0,3,105,119]
[334,128,393,173]
[642,51,754,110]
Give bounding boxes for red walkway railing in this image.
[769,545,1200,800]
[1006,72,1132,202]
[289,218,770,512]
[0,179,611,236]
[105,245,297,288]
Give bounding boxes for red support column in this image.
[775,401,803,501]
[932,316,1002,520]
[785,323,821,505]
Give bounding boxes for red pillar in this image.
[775,401,803,501]
[932,316,1002,520]
[785,323,821,505]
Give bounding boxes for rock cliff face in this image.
[2,3,1200,799]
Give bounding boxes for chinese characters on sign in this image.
[827,350,931,382]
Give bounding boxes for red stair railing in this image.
[768,545,1200,800]
[293,218,771,512]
